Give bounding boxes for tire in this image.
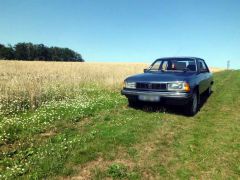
[186,91,199,116]
[128,98,139,108]
[207,85,212,96]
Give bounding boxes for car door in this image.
[197,59,209,94]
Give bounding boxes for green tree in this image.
[0,44,15,60]
[0,42,84,62]
[15,43,28,60]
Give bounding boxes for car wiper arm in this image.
[183,68,190,72]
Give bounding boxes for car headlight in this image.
[167,82,190,92]
[124,82,136,89]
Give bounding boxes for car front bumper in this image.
[121,89,192,105]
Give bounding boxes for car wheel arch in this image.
[192,84,199,95]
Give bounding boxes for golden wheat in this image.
[0,61,147,113]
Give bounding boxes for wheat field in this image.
[0,60,223,114]
[0,61,147,114]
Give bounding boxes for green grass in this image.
[0,70,239,179]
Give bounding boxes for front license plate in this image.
[138,95,160,102]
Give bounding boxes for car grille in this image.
[136,82,167,90]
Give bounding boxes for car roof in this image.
[156,56,202,60]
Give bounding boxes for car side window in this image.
[161,61,168,70]
[150,61,161,70]
[198,60,208,72]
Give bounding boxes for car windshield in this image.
[148,58,197,72]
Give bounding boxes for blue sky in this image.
[0,0,240,68]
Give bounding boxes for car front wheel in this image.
[128,98,139,107]
[186,91,199,116]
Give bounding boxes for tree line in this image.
[0,42,84,62]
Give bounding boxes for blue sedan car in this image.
[121,57,213,116]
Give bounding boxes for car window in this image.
[150,61,161,71]
[198,60,208,72]
[149,58,197,72]
[174,61,187,70]
[162,61,168,70]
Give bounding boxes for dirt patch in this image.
[64,157,135,180]
[77,117,91,127]
[71,158,105,180]
[40,130,57,138]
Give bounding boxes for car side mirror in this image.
[144,68,148,73]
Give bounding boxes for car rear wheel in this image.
[186,91,199,116]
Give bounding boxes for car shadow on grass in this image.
[129,91,213,116]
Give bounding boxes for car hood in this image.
[126,72,196,82]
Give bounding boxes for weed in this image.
[107,163,128,179]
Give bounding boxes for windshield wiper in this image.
[182,68,190,72]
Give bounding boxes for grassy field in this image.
[0,61,239,179]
